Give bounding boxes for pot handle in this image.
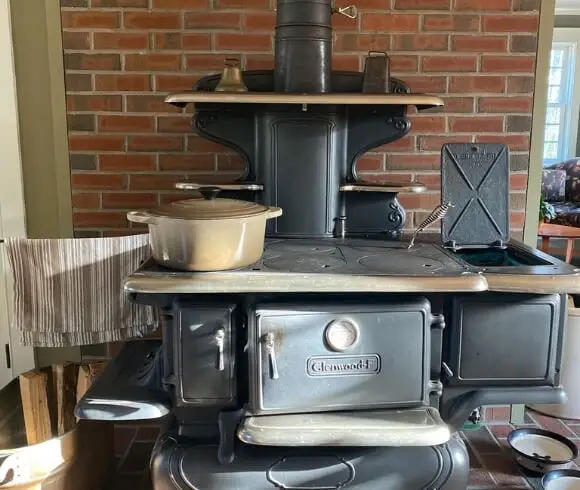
[127,210,154,224]
[267,207,283,219]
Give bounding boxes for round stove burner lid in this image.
[358,252,444,274]
[262,255,346,272]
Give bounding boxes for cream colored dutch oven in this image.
[127,183,282,272]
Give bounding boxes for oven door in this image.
[249,299,435,415]
[175,303,237,408]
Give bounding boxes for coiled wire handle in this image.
[408,202,453,249]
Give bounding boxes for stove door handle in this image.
[265,333,279,380]
[216,328,225,372]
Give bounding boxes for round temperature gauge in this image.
[324,319,359,352]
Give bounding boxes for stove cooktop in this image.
[124,238,579,295]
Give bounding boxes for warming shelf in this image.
[164,92,445,110]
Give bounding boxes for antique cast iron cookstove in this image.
[75,1,580,489]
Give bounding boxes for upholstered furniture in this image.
[542,158,580,228]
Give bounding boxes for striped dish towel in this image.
[4,235,158,347]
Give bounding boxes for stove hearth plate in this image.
[262,255,347,272]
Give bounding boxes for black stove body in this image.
[74,2,580,489]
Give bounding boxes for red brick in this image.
[153,33,211,50]
[99,115,155,133]
[356,154,385,172]
[404,76,447,94]
[67,95,123,112]
[128,135,183,152]
[92,0,146,6]
[335,34,390,52]
[62,31,90,50]
[184,12,241,29]
[476,135,530,151]
[61,11,119,29]
[215,33,272,51]
[389,154,441,170]
[390,55,419,72]
[510,173,528,190]
[452,35,508,52]
[511,211,526,228]
[392,34,449,51]
[69,135,125,152]
[449,75,505,93]
[186,54,233,72]
[102,193,158,209]
[65,53,120,71]
[398,193,441,210]
[245,55,274,70]
[217,154,245,171]
[409,116,447,133]
[449,116,504,133]
[456,0,511,9]
[130,174,187,190]
[125,54,181,72]
[99,154,156,171]
[123,12,181,30]
[159,154,215,171]
[376,135,416,152]
[332,13,358,31]
[94,33,149,50]
[188,136,229,153]
[157,116,193,133]
[482,55,536,73]
[126,95,180,113]
[95,74,151,92]
[74,212,128,228]
[483,14,539,33]
[332,55,360,71]
[72,173,127,190]
[155,74,201,92]
[415,174,441,189]
[72,192,100,209]
[355,0,395,7]
[244,12,276,30]
[442,96,475,113]
[479,96,533,113]
[362,14,420,32]
[418,135,473,151]
[423,14,479,32]
[394,0,450,9]
[215,0,269,8]
[423,56,477,72]
[151,0,208,7]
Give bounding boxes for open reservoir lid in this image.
[441,143,510,249]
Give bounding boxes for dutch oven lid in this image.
[150,197,272,220]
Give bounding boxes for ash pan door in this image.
[250,299,436,415]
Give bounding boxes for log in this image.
[18,370,53,445]
[52,363,79,436]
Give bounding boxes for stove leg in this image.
[217,409,244,465]
[443,434,470,490]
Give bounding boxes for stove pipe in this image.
[274,0,333,93]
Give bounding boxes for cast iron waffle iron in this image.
[441,143,510,250]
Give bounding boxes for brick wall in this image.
[61,0,541,237]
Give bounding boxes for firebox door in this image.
[249,299,439,415]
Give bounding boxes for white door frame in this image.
[0,0,35,385]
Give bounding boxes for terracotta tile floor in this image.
[112,409,580,490]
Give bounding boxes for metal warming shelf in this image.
[164,92,444,110]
